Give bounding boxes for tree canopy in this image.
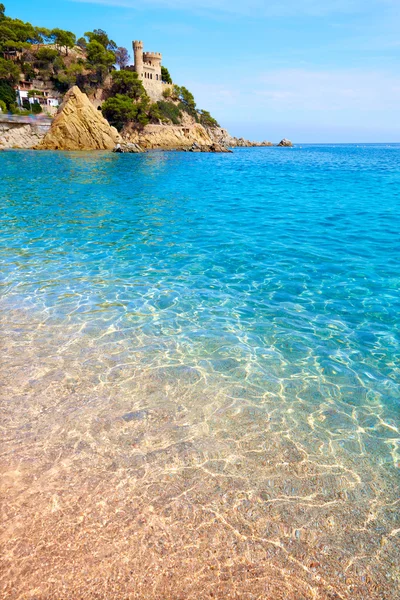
[161,66,172,84]
[109,69,145,100]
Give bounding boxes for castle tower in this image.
[133,40,144,78]
[131,40,170,101]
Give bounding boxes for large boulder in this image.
[277,138,293,147]
[113,142,144,153]
[37,86,121,151]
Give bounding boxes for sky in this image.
[8,0,400,142]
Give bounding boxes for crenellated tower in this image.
[133,40,144,78]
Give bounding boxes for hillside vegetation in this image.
[0,3,219,129]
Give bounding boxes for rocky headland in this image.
[0,90,292,152]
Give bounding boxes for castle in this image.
[131,40,172,101]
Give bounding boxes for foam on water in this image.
[0,146,399,599]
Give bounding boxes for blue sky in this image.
[8,0,400,142]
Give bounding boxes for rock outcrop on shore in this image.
[0,124,45,149]
[113,142,143,153]
[209,127,273,148]
[37,86,121,151]
[185,141,232,153]
[123,122,219,151]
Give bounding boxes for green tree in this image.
[0,4,5,21]
[115,46,130,69]
[109,69,146,100]
[161,66,172,84]
[0,79,15,108]
[172,84,181,99]
[33,27,54,44]
[52,62,82,91]
[180,86,196,110]
[85,29,116,51]
[148,102,162,123]
[86,39,115,67]
[76,37,86,50]
[0,98,6,111]
[0,56,19,84]
[199,109,219,128]
[51,28,76,55]
[102,94,137,131]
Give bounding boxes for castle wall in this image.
[143,80,172,102]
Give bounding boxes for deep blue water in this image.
[1,145,399,596]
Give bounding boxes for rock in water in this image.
[277,138,293,147]
[37,86,121,151]
[186,141,232,153]
[113,142,143,153]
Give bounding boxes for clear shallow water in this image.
[0,145,399,599]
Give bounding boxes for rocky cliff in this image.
[37,86,121,151]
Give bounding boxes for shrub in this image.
[156,100,182,125]
[35,47,58,63]
[148,102,163,123]
[0,98,6,112]
[162,87,171,98]
[21,62,35,80]
[102,94,137,130]
[31,101,42,114]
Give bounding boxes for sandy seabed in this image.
[1,310,399,600]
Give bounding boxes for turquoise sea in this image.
[1,145,399,599]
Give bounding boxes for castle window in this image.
[156,74,158,80]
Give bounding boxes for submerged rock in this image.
[277,138,293,147]
[37,85,121,151]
